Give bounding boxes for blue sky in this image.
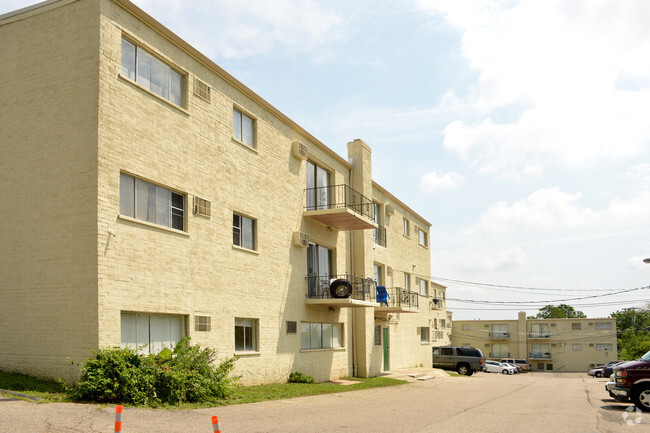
[3,0,650,320]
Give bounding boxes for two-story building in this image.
[0,0,450,384]
[451,312,617,371]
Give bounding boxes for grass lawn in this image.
[0,370,407,408]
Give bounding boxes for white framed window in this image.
[373,263,384,286]
[374,325,381,346]
[300,322,342,350]
[233,107,255,147]
[121,37,185,107]
[417,228,428,247]
[235,318,258,352]
[572,323,581,330]
[306,161,331,211]
[462,324,470,331]
[492,343,509,358]
[121,312,185,354]
[420,327,430,343]
[418,278,428,296]
[233,213,256,250]
[120,173,185,231]
[403,218,410,237]
[194,315,211,332]
[595,322,612,330]
[404,273,410,290]
[441,319,446,328]
[572,344,582,351]
[596,344,613,351]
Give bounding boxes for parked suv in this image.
[432,346,486,376]
[500,358,530,371]
[610,350,650,411]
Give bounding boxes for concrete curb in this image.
[0,389,42,402]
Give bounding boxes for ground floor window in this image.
[374,325,382,346]
[420,326,430,343]
[300,322,342,350]
[121,312,185,354]
[235,318,258,352]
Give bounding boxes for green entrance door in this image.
[383,328,390,371]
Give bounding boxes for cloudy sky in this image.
[3,0,649,320]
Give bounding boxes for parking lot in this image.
[1,371,648,432]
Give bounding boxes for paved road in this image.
[0,372,647,432]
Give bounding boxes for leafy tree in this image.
[534,304,586,319]
[611,306,650,359]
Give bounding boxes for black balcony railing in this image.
[377,287,419,309]
[489,331,510,339]
[305,184,375,220]
[529,352,552,359]
[373,225,387,247]
[528,332,552,338]
[306,274,376,302]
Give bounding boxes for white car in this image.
[484,360,515,375]
[503,362,521,373]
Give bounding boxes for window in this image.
[418,278,428,296]
[300,322,342,350]
[235,318,258,352]
[531,344,549,358]
[492,343,509,358]
[418,228,428,247]
[441,319,446,328]
[372,203,386,246]
[373,263,384,286]
[374,325,381,346]
[287,321,297,334]
[491,324,509,338]
[420,327,430,343]
[572,344,582,351]
[233,108,254,147]
[596,344,613,351]
[306,161,331,211]
[462,324,470,331]
[120,173,185,231]
[572,323,581,330]
[307,242,332,298]
[121,312,184,354]
[403,218,410,236]
[595,322,612,330]
[233,213,256,250]
[530,323,550,338]
[121,37,184,107]
[404,273,410,290]
[195,315,211,332]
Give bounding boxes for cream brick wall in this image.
[1,0,447,385]
[0,0,101,380]
[452,315,618,372]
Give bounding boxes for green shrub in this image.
[70,338,239,405]
[288,371,315,384]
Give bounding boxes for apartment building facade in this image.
[451,312,618,372]
[0,0,450,384]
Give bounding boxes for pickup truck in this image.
[432,346,486,376]
[610,350,650,411]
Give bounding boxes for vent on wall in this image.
[287,321,297,334]
[385,204,394,216]
[193,78,211,102]
[387,266,393,277]
[293,231,309,247]
[292,141,308,160]
[193,196,211,217]
[195,315,211,332]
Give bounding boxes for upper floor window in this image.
[120,173,184,231]
[404,273,410,290]
[233,213,256,250]
[403,218,410,236]
[418,278,428,296]
[572,323,581,330]
[595,322,612,330]
[306,161,331,211]
[233,108,255,147]
[121,37,184,107]
[418,228,428,247]
[373,263,384,286]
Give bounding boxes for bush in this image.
[288,371,315,384]
[70,338,239,405]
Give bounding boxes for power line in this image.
[445,286,649,305]
[431,276,631,292]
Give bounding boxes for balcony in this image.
[529,352,552,360]
[375,287,419,313]
[373,225,387,247]
[304,185,377,231]
[305,274,378,308]
[489,331,510,339]
[490,352,510,358]
[528,332,552,339]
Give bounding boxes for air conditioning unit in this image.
[385,204,394,216]
[292,141,308,160]
[193,196,211,217]
[293,231,309,247]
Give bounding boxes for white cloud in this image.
[625,256,650,271]
[415,0,650,177]
[420,171,463,192]
[456,246,529,273]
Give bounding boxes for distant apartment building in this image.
[0,0,450,384]
[451,312,618,371]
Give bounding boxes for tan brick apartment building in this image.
[0,0,451,384]
[451,312,617,372]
